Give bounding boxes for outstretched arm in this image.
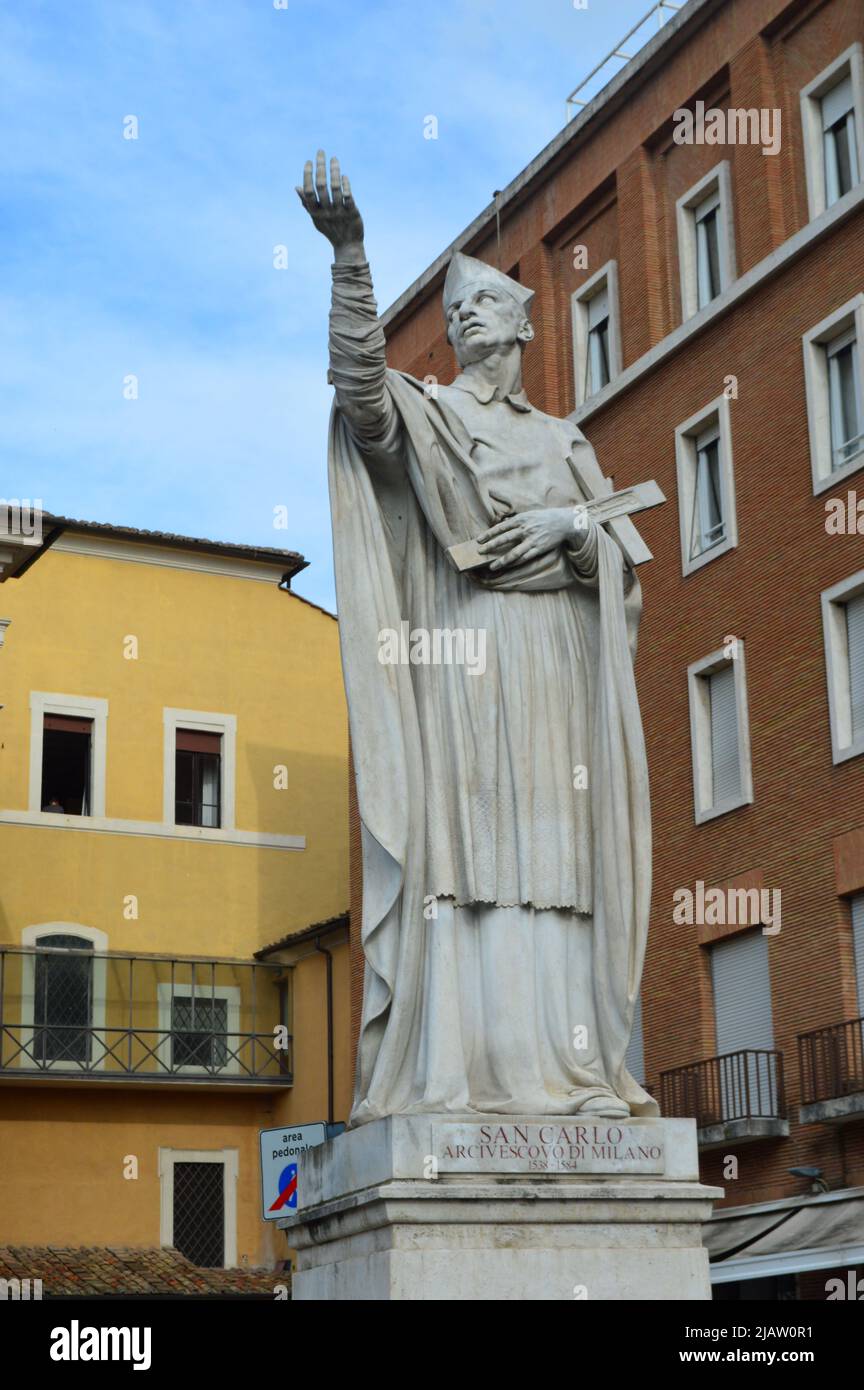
[297,152,398,453]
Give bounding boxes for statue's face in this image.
[446,283,533,365]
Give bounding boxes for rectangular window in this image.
[675,396,737,575]
[175,729,222,828]
[40,714,93,816]
[694,190,722,309]
[801,45,864,219]
[171,994,229,1070]
[803,296,864,491]
[709,665,741,804]
[571,261,621,408]
[586,286,611,396]
[846,593,864,745]
[711,931,777,1120]
[852,894,864,1016]
[822,571,864,764]
[821,75,859,206]
[159,1148,237,1268]
[676,163,736,321]
[172,1161,225,1267]
[827,326,863,469]
[688,646,753,824]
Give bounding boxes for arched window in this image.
[33,934,94,1064]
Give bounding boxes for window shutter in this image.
[709,665,740,804]
[625,992,645,1085]
[852,893,864,1015]
[821,75,854,131]
[176,729,222,754]
[845,595,864,741]
[711,931,774,1054]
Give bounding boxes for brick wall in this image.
[347,0,864,1219]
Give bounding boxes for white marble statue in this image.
[298,152,657,1125]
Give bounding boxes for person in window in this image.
[41,796,65,813]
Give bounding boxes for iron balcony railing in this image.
[798,1017,864,1106]
[0,945,292,1084]
[660,1049,786,1128]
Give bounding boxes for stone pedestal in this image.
[279,1113,722,1301]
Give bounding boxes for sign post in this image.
[259,1123,327,1221]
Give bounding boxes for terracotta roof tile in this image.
[0,1246,284,1297]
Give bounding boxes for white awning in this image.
[706,1191,864,1284]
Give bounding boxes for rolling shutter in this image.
[625,991,645,1085]
[709,664,740,804]
[711,931,774,1054]
[845,595,864,742]
[852,893,864,1015]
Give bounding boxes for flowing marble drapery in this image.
[327,262,656,1123]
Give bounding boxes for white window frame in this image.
[156,982,241,1076]
[688,645,754,824]
[158,1147,238,1269]
[803,294,864,493]
[28,692,108,818]
[19,923,108,1072]
[676,395,738,575]
[571,260,622,407]
[676,162,737,321]
[821,568,864,765]
[163,708,236,831]
[800,44,864,220]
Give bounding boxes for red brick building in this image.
[349,0,864,1297]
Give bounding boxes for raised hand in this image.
[296,151,365,261]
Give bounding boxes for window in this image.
[822,76,859,205]
[159,1148,238,1268]
[156,983,241,1075]
[803,296,864,491]
[852,894,864,1015]
[173,1162,225,1266]
[175,729,222,828]
[28,693,108,817]
[694,189,722,309]
[688,645,753,823]
[676,163,736,321]
[800,45,864,219]
[827,327,863,468]
[19,924,108,1072]
[571,261,621,407]
[822,570,864,764]
[33,934,93,1064]
[40,715,92,815]
[171,994,228,1068]
[675,396,737,574]
[711,931,778,1120]
[162,709,236,831]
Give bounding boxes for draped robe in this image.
[327,261,657,1124]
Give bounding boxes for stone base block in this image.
[279,1113,722,1301]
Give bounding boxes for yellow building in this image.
[0,516,350,1272]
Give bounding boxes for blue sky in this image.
[1,0,660,609]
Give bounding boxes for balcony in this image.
[0,945,292,1087]
[660,1049,788,1148]
[798,1016,864,1124]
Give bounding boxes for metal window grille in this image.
[172,1162,225,1267]
[171,995,229,1069]
[33,935,93,1064]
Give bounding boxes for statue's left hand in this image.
[478,506,590,571]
